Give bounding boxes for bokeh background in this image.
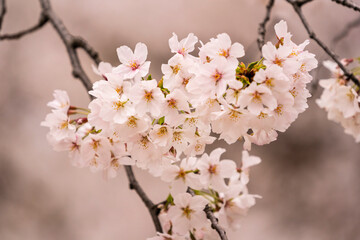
[0,0,360,239]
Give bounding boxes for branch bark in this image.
[124,166,163,233]
[0,13,48,40]
[331,0,360,12]
[0,0,6,31]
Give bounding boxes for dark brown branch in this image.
[0,0,101,94]
[187,188,228,240]
[286,0,360,87]
[296,0,314,7]
[124,166,163,233]
[0,0,6,31]
[332,16,360,46]
[39,0,98,93]
[331,0,360,12]
[257,0,275,52]
[0,13,48,40]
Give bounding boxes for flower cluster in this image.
[317,59,360,142]
[147,149,261,240]
[41,20,317,238]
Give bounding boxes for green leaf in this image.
[158,116,165,125]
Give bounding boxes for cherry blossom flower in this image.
[167,193,208,235]
[114,42,150,79]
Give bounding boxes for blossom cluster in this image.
[317,59,360,142]
[41,20,317,239]
[148,149,261,240]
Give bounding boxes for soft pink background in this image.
[0,0,360,239]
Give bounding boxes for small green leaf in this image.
[158,116,165,125]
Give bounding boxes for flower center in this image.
[144,90,153,102]
[208,164,217,174]
[181,206,193,219]
[273,57,284,67]
[171,64,181,74]
[213,70,223,84]
[252,91,262,103]
[129,61,140,70]
[113,100,126,110]
[167,98,177,108]
[127,116,137,128]
[219,48,229,58]
[157,127,168,137]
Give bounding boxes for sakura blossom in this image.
[317,59,360,142]
[41,20,318,239]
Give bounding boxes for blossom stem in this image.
[187,188,228,240]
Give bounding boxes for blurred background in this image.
[0,0,360,239]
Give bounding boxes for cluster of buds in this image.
[41,20,317,239]
[317,59,360,142]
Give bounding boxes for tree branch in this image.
[38,0,99,93]
[0,12,48,40]
[331,0,360,12]
[187,188,228,240]
[257,0,275,52]
[124,166,163,233]
[286,0,360,87]
[0,0,6,31]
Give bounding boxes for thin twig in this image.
[124,166,163,233]
[332,16,360,46]
[286,0,360,87]
[0,13,48,40]
[331,0,360,12]
[257,0,275,52]
[187,188,228,240]
[0,0,6,31]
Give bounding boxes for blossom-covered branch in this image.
[284,0,360,87]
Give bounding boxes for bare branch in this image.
[286,0,360,87]
[187,188,228,240]
[124,166,163,233]
[38,0,99,93]
[332,16,360,46]
[257,0,275,52]
[0,13,48,40]
[0,0,6,31]
[331,0,360,12]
